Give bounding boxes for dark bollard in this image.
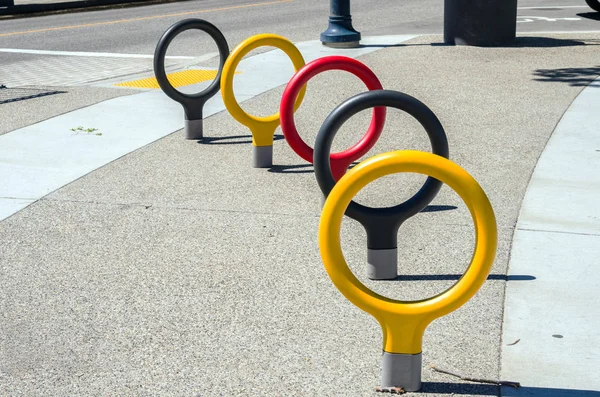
[587,0,600,12]
[320,0,361,48]
[154,19,229,140]
[444,0,518,46]
[314,90,449,280]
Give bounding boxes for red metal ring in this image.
[280,56,386,180]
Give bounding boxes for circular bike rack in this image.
[314,89,449,280]
[154,19,230,140]
[319,150,497,391]
[280,55,386,181]
[221,33,306,168]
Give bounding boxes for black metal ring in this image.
[314,89,449,249]
[153,19,229,120]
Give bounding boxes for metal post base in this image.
[252,145,273,168]
[320,0,361,49]
[185,118,203,140]
[381,352,422,392]
[367,248,397,280]
[320,18,361,48]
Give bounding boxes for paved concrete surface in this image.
[2,30,600,396]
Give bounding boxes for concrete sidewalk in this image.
[1,33,600,396]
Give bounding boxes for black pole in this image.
[0,0,15,6]
[320,0,361,48]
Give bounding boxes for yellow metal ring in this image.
[319,150,497,354]
[221,34,307,147]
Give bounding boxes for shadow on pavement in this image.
[533,66,600,87]
[268,160,361,175]
[421,205,457,212]
[359,37,598,49]
[420,382,498,395]
[0,86,66,104]
[420,382,600,396]
[268,164,314,174]
[386,274,535,282]
[506,37,590,48]
[359,43,451,48]
[358,43,418,48]
[199,134,284,145]
[578,12,600,21]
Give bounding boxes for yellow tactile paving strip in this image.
[114,69,239,89]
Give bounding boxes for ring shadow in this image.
[421,205,457,213]
[419,382,600,396]
[268,160,456,176]
[198,134,285,145]
[269,160,364,175]
[384,274,535,282]
[268,164,315,174]
[578,12,600,21]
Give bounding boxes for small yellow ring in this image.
[319,150,497,354]
[221,34,306,146]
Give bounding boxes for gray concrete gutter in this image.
[500,75,600,396]
[0,0,191,18]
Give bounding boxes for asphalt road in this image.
[0,0,599,85]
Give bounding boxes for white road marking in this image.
[0,48,201,60]
[517,5,589,9]
[517,16,582,23]
[525,30,600,33]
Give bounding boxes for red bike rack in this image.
[279,56,386,180]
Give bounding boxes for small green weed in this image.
[71,126,102,136]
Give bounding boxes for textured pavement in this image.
[1,32,600,396]
[0,85,136,135]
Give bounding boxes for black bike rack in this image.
[154,19,230,140]
[314,89,450,280]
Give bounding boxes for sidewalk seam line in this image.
[516,227,600,237]
[0,196,38,200]
[39,197,322,218]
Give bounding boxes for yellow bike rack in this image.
[319,150,497,391]
[221,34,306,168]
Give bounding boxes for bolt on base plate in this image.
[185,118,203,140]
[367,248,398,280]
[252,145,273,168]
